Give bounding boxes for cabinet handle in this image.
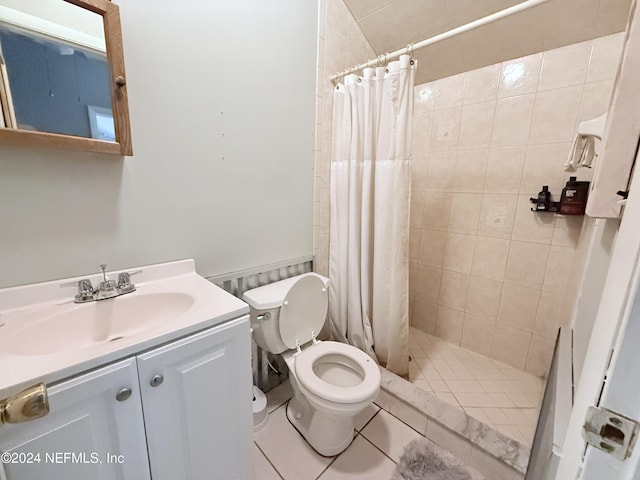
[116,388,132,402]
[150,374,164,387]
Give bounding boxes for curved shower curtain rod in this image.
[329,0,551,83]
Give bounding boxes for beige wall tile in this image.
[484,146,526,194]
[410,191,426,228]
[543,245,575,292]
[525,335,555,376]
[412,297,438,334]
[491,94,536,147]
[449,193,482,234]
[504,241,550,289]
[498,283,541,332]
[464,64,501,104]
[466,276,502,319]
[434,74,466,110]
[431,108,463,151]
[577,79,615,125]
[414,82,436,113]
[498,53,542,99]
[453,148,489,193]
[411,155,429,193]
[421,192,452,230]
[411,264,442,305]
[490,325,533,370]
[461,314,496,357]
[435,305,465,344]
[533,290,564,339]
[471,236,510,281]
[512,194,556,244]
[443,233,477,274]
[412,113,433,155]
[477,193,518,239]
[520,143,571,195]
[459,101,496,149]
[552,216,585,248]
[587,32,625,82]
[439,270,470,311]
[529,85,583,144]
[427,151,457,191]
[538,41,591,91]
[419,229,448,268]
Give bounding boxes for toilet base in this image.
[286,396,355,457]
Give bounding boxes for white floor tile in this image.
[354,403,380,431]
[266,381,294,413]
[360,409,422,462]
[254,404,332,480]
[254,444,282,480]
[317,435,397,480]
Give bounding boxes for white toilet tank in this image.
[242,273,329,354]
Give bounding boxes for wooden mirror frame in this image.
[0,0,132,155]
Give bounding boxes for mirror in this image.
[0,0,132,155]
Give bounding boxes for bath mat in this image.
[391,437,484,480]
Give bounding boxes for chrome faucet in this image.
[62,264,141,303]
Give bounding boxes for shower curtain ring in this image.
[406,43,414,56]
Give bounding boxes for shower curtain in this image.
[328,54,415,377]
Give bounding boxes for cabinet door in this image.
[137,316,253,480]
[0,358,151,480]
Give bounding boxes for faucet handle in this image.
[117,270,141,294]
[60,279,95,303]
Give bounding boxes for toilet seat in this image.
[279,275,328,349]
[294,341,380,404]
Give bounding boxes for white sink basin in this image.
[1,292,195,356]
[0,259,250,397]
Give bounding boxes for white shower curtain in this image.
[328,55,415,377]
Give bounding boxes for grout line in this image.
[254,441,286,480]
[358,432,399,465]
[356,405,381,433]
[314,452,338,480]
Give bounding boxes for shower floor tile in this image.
[408,327,544,447]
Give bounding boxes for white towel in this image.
[564,134,596,172]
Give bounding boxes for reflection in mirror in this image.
[0,0,116,141]
[0,25,113,138]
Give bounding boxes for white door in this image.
[578,267,640,479]
[137,316,253,480]
[0,358,151,480]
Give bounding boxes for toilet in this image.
[243,273,381,456]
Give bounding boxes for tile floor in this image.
[254,382,425,480]
[408,327,545,446]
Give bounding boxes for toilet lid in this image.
[279,274,328,349]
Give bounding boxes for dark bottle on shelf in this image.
[559,177,590,215]
[535,185,550,211]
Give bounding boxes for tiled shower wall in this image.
[313,0,376,277]
[313,0,625,376]
[408,33,624,375]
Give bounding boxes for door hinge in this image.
[582,406,639,461]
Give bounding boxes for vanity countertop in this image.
[0,259,249,397]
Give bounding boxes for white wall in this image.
[0,0,318,288]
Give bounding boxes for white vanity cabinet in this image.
[0,316,253,480]
[137,316,254,480]
[0,358,151,480]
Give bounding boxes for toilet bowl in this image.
[243,273,381,456]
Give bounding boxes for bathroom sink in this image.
[0,259,250,397]
[1,292,195,356]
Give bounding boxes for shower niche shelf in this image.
[530,178,590,215]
